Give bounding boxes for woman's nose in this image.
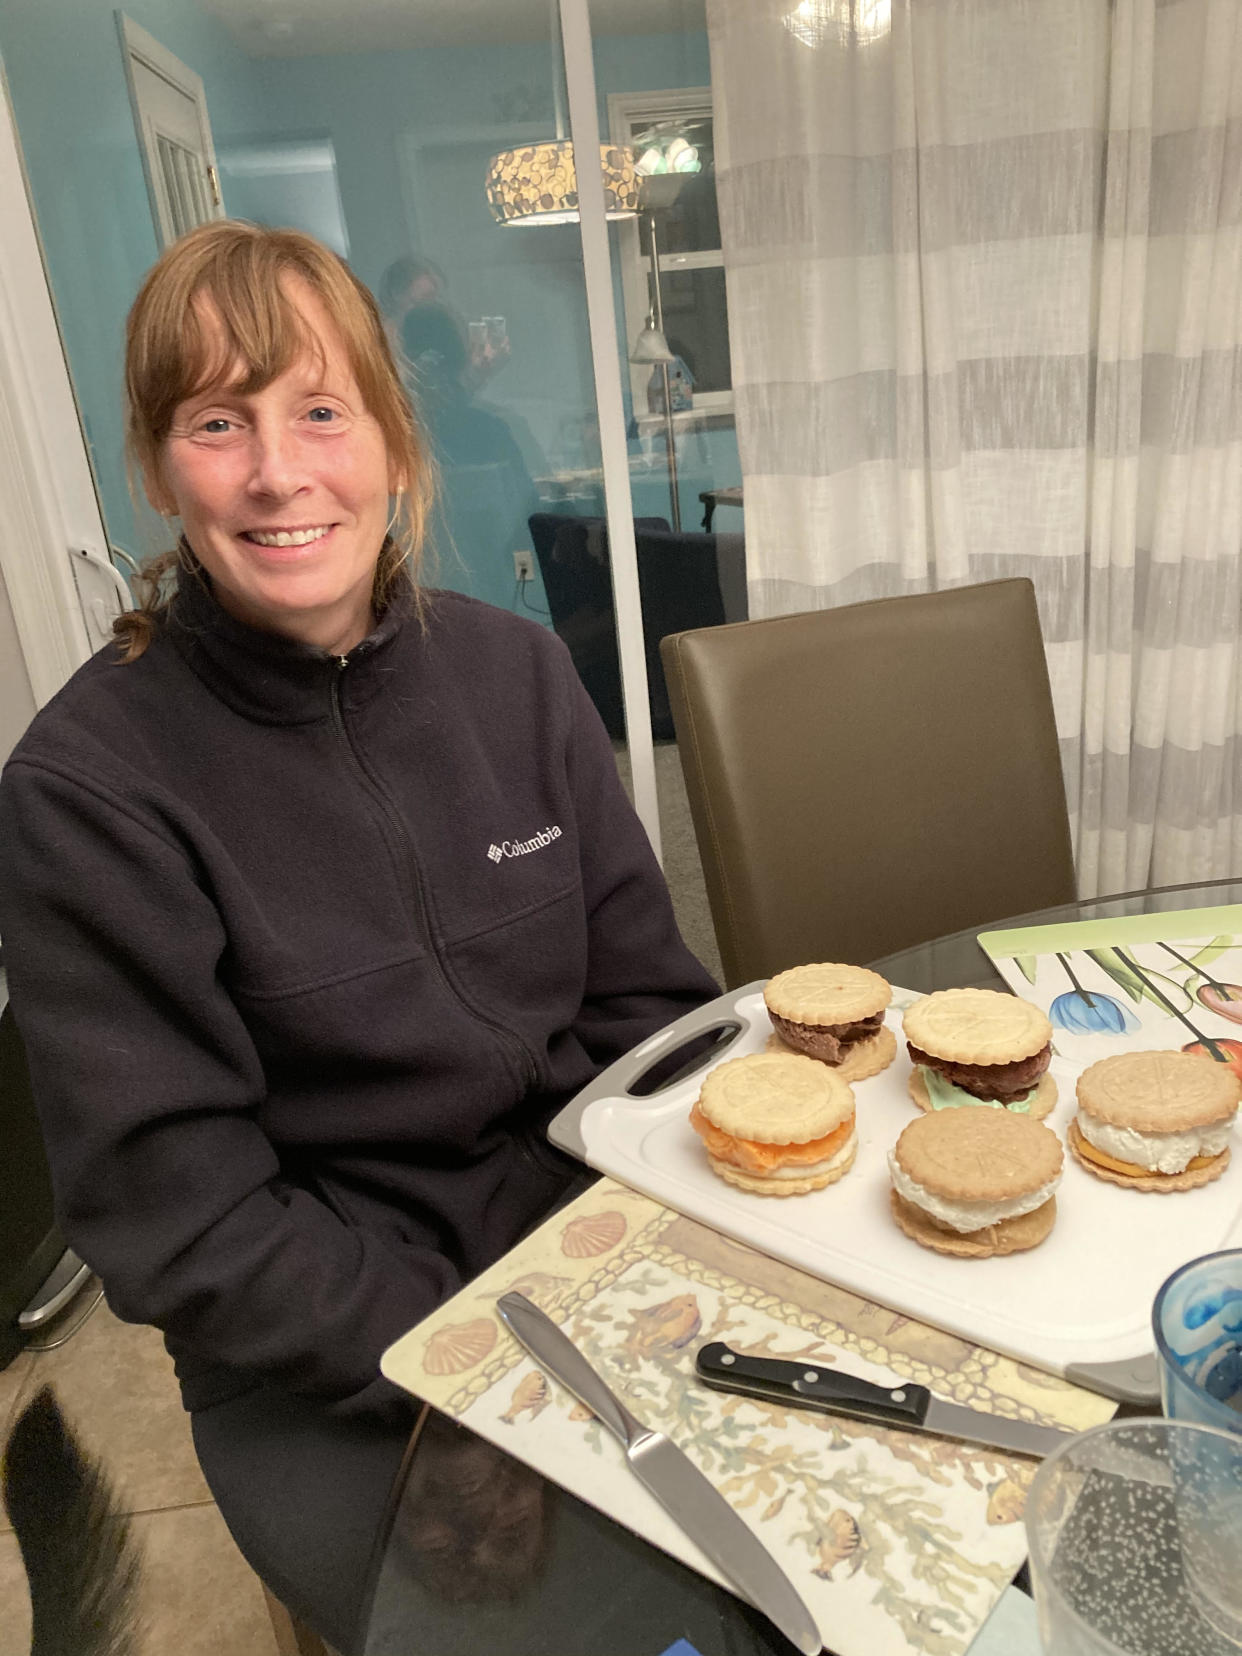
[246,423,303,498]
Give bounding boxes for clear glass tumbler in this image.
[1023,1418,1242,1654]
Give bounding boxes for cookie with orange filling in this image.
[1071,1050,1240,1191]
[690,1051,856,1196]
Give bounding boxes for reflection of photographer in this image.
[401,303,528,483]
[381,254,510,398]
[378,253,445,362]
[465,316,511,392]
[391,1411,551,1605]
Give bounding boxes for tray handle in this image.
[546,980,766,1161]
[1064,1352,1159,1405]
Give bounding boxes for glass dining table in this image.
[360,878,1242,1656]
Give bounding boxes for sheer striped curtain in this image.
[709,0,1242,897]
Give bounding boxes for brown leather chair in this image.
[660,579,1077,988]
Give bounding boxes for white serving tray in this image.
[549,984,1242,1402]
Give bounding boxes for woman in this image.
[0,222,716,1650]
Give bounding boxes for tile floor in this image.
[1,1294,281,1655]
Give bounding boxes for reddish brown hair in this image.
[116,220,432,659]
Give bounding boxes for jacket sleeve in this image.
[558,650,720,1065]
[0,755,456,1405]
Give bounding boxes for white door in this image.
[119,15,223,248]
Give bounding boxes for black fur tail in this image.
[3,1385,140,1656]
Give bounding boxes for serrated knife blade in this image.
[497,1292,821,1655]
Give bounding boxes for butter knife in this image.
[696,1342,1076,1459]
[497,1292,821,1655]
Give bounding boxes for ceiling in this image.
[198,0,708,57]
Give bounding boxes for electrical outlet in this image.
[513,550,534,582]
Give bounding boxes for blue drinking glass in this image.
[1153,1249,1242,1432]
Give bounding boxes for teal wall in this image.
[0,1,269,563]
[0,5,736,615]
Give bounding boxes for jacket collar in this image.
[165,551,414,726]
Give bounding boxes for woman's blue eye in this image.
[202,418,232,434]
[307,406,336,423]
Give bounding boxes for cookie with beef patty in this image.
[889,1106,1063,1256]
[764,963,896,1082]
[902,988,1056,1118]
[689,1051,857,1196]
[1071,1050,1240,1191]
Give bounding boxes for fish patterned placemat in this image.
[382,1178,1114,1656]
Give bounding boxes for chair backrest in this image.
[529,514,729,742]
[660,579,1077,988]
[633,529,728,739]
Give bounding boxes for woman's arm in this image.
[0,756,456,1404]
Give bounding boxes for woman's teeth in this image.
[245,527,331,547]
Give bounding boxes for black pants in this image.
[191,1168,598,1651]
[192,1385,419,1654]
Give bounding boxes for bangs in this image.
[181,280,328,405]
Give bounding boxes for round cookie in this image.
[888,1107,1063,1258]
[699,1051,852,1142]
[692,1051,857,1196]
[764,963,894,1075]
[836,1024,898,1083]
[1076,1049,1240,1130]
[1071,1051,1240,1189]
[907,1066,1058,1120]
[903,988,1050,1064]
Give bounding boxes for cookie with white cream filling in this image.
[1071,1050,1239,1191]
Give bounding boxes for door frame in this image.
[0,65,98,708]
[117,13,222,249]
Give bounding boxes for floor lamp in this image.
[628,208,681,531]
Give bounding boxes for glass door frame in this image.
[559,0,661,859]
[0,70,99,709]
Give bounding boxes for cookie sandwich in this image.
[889,1107,1063,1257]
[689,1051,857,1196]
[1070,1050,1241,1191]
[764,963,896,1082]
[902,988,1056,1118]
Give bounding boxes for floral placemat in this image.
[978,906,1242,1078]
[382,1178,1114,1656]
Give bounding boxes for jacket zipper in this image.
[329,658,538,1091]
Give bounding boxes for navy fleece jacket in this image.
[0,575,716,1410]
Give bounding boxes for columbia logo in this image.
[487,825,563,862]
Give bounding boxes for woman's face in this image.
[154,279,396,655]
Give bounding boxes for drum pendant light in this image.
[485,2,638,227]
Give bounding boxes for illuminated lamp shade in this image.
[485,140,639,227]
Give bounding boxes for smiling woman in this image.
[0,221,716,1652]
[117,220,431,659]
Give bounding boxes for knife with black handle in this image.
[696,1342,1075,1458]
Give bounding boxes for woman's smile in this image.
[241,525,335,548]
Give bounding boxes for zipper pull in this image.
[336,656,349,670]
